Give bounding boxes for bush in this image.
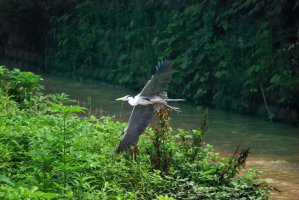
[0,66,43,107]
[0,67,270,199]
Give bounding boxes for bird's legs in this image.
[164,104,181,112]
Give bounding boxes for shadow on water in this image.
[42,75,299,200]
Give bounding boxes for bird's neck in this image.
[128,96,138,106]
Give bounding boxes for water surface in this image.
[42,76,299,200]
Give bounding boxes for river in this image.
[42,75,299,200]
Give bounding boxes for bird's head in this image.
[115,95,132,101]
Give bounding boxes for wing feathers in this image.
[140,60,172,96]
[116,60,172,153]
[116,105,154,153]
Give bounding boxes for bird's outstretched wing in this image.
[116,60,172,153]
[116,105,154,153]
[140,60,172,96]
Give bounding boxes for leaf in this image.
[0,175,13,185]
[215,70,228,79]
[192,129,202,137]
[49,102,85,114]
[195,54,204,64]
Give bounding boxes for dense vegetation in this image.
[0,66,270,199]
[1,1,298,123]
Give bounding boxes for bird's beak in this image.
[115,97,125,101]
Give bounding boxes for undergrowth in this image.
[0,66,270,199]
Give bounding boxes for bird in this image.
[115,60,185,153]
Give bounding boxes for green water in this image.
[43,76,299,199]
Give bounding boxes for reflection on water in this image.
[42,76,299,200]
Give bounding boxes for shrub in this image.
[0,68,270,199]
[0,66,43,107]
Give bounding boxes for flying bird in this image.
[115,60,184,153]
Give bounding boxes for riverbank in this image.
[247,157,299,200]
[1,55,299,126]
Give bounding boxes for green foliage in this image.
[159,1,299,113]
[47,1,299,123]
[0,1,298,122]
[0,66,43,107]
[0,68,270,199]
[49,1,181,88]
